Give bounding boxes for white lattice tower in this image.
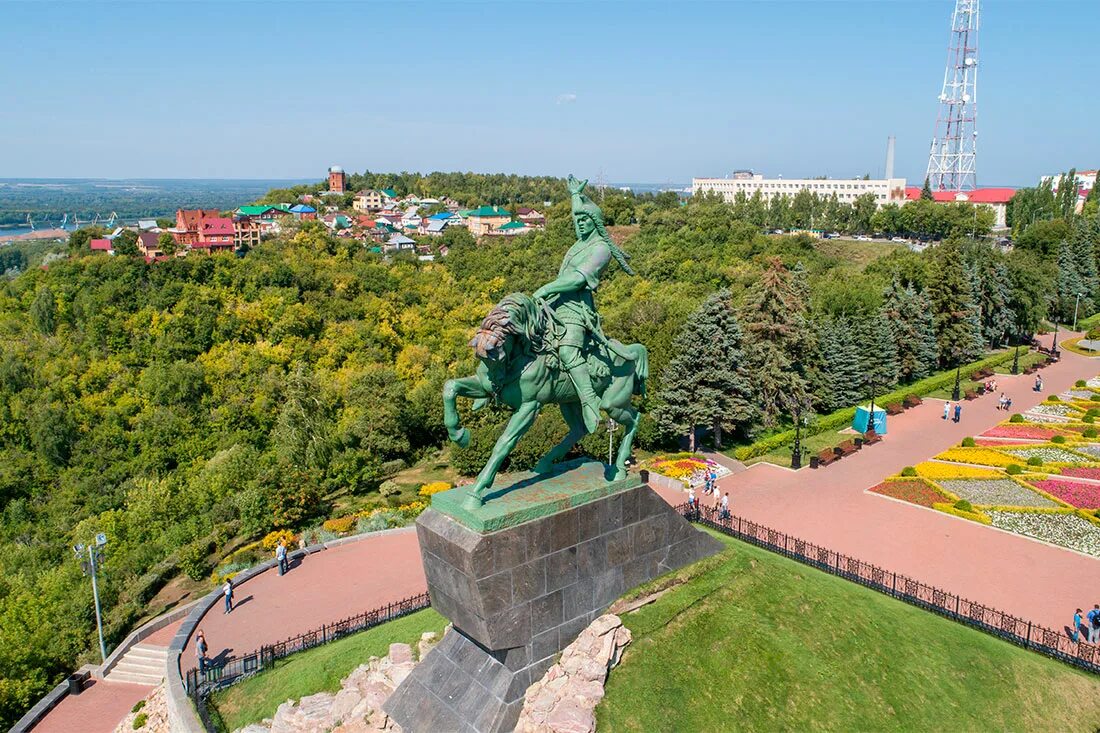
[926,0,979,191]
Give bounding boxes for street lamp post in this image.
[606,418,618,466]
[1074,293,1083,331]
[952,362,962,402]
[1012,337,1021,375]
[866,376,878,437]
[791,406,803,469]
[74,533,109,663]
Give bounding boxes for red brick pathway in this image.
[33,679,151,733]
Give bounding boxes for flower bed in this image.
[913,462,1002,480]
[870,479,949,507]
[1062,467,1100,480]
[1070,444,1100,460]
[937,479,1059,508]
[1029,404,1077,417]
[651,456,710,480]
[986,510,1100,556]
[1027,478,1100,509]
[1003,446,1089,464]
[1021,412,1071,423]
[1063,389,1096,399]
[973,438,1031,447]
[981,425,1067,440]
[936,447,1018,467]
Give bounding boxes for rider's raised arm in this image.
[533,270,586,300]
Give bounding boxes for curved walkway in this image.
[34,347,1100,732]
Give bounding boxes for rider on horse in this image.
[532,176,635,435]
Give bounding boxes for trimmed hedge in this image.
[731,349,1023,461]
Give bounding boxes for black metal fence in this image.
[681,503,1100,675]
[184,591,430,728]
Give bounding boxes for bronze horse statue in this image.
[443,292,647,508]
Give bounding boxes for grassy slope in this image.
[209,608,447,732]
[813,238,903,270]
[598,532,1100,732]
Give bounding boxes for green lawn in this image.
[208,608,447,732]
[813,238,904,270]
[749,429,854,468]
[598,532,1100,732]
[926,350,1046,400]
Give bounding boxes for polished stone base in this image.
[384,464,721,732]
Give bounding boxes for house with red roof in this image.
[904,187,1016,229]
[137,232,163,257]
[192,217,235,252]
[89,238,112,254]
[174,208,222,246]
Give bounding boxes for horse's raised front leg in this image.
[465,401,541,509]
[534,402,587,474]
[443,376,488,448]
[606,406,639,481]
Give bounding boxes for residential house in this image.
[383,233,417,253]
[903,187,1016,230]
[192,217,235,252]
[233,215,263,249]
[289,204,317,220]
[516,207,546,228]
[175,208,222,246]
[89,238,112,254]
[137,219,160,231]
[401,207,422,231]
[489,221,529,237]
[353,190,385,212]
[421,211,460,236]
[464,205,513,236]
[137,232,163,257]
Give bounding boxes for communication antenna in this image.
[926,0,979,191]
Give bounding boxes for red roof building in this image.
[193,217,235,252]
[89,238,112,252]
[175,208,221,246]
[903,187,1016,229]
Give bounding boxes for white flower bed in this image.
[1088,377,1100,389]
[1004,446,1088,464]
[1063,389,1095,400]
[1022,412,1071,423]
[1073,444,1100,460]
[987,511,1100,557]
[938,479,1059,508]
[1029,404,1075,417]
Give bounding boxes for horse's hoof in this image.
[462,491,483,511]
[452,428,470,448]
[533,459,554,474]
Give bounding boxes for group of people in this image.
[997,393,1014,411]
[943,401,964,423]
[198,539,293,674]
[1072,606,1100,643]
[687,471,731,520]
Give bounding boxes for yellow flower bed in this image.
[652,457,709,480]
[419,481,452,497]
[932,502,992,524]
[912,461,1002,480]
[935,447,1018,467]
[323,516,357,533]
[261,529,296,550]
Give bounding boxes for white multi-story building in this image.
[692,171,907,208]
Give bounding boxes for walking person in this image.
[1088,604,1100,643]
[943,401,950,420]
[1006,395,1013,411]
[1035,375,1043,392]
[223,577,234,615]
[953,402,962,423]
[720,492,730,520]
[1074,609,1084,643]
[195,629,208,673]
[276,539,288,576]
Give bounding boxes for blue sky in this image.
[1,1,1096,186]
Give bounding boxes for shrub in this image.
[1085,427,1099,439]
[1009,413,1024,423]
[379,480,402,497]
[1077,380,1088,388]
[1027,456,1043,466]
[1048,394,1061,402]
[133,712,148,730]
[131,700,146,714]
[419,481,451,497]
[178,541,210,582]
[1088,327,1100,341]
[900,466,917,477]
[954,499,973,512]
[885,402,903,415]
[1006,464,1023,475]
[961,437,976,447]
[261,529,296,550]
[300,526,340,545]
[322,516,357,533]
[1088,408,1100,417]
[1092,394,1100,402]
[964,389,978,400]
[1086,416,1096,424]
[903,394,922,408]
[1051,435,1067,444]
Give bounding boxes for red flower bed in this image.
[1028,478,1100,508]
[870,480,947,508]
[981,425,1066,440]
[1061,467,1100,480]
[974,438,1031,447]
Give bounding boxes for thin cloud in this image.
[556,93,577,105]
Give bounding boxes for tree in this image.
[1006,250,1050,341]
[856,312,899,395]
[272,364,331,469]
[740,258,813,427]
[927,243,983,367]
[921,177,934,201]
[157,232,176,256]
[30,287,57,336]
[881,281,938,383]
[654,290,755,450]
[813,316,862,412]
[1071,219,1099,311]
[66,225,106,255]
[850,193,878,234]
[112,230,139,256]
[1055,238,1085,323]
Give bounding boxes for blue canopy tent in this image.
[853,405,887,434]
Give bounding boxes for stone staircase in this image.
[105,643,167,686]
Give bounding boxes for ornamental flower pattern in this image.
[1062,467,1100,480]
[1021,412,1071,424]
[1027,479,1100,509]
[1070,444,1100,460]
[870,480,949,508]
[1062,389,1095,400]
[986,511,1100,557]
[1028,404,1075,418]
[981,425,1067,440]
[937,479,1059,508]
[1003,447,1089,464]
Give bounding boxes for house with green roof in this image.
[488,220,530,237]
[464,205,513,236]
[236,205,291,219]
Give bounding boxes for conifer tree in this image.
[654,290,755,450]
[881,281,937,382]
[1056,238,1085,322]
[1072,219,1099,312]
[740,258,812,427]
[921,176,934,201]
[927,243,984,367]
[814,316,862,413]
[856,314,899,395]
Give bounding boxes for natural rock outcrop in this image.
[515,614,631,733]
[235,632,440,733]
[113,682,169,733]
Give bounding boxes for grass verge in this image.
[208,608,447,732]
[598,531,1100,732]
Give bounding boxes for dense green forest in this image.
[0,179,1098,726]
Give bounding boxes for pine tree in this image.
[856,314,899,396]
[1072,219,1099,313]
[654,290,755,450]
[927,243,984,367]
[964,247,1014,348]
[921,176,934,201]
[1056,238,1085,322]
[814,316,862,412]
[881,281,937,383]
[740,258,813,427]
[963,265,987,360]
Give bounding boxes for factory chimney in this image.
[885,136,896,180]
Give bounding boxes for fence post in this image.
[955,596,960,616]
[1026,622,1033,648]
[892,572,896,595]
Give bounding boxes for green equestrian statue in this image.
[443,176,648,508]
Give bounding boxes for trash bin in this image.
[67,673,85,696]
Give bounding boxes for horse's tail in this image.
[630,344,648,396]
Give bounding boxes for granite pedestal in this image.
[384,459,722,732]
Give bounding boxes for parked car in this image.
[891,237,909,243]
[823,232,841,239]
[853,234,872,241]
[771,229,784,235]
